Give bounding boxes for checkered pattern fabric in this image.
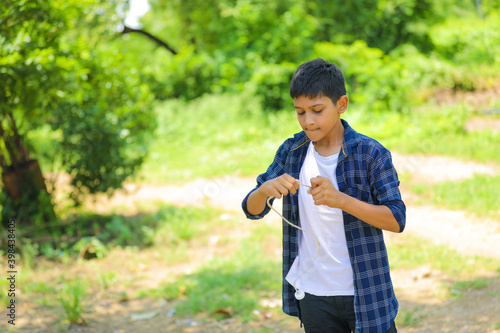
[242,119,406,333]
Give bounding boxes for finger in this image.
[279,174,298,194]
[285,179,299,194]
[283,174,300,191]
[275,182,290,197]
[309,184,322,196]
[269,187,282,199]
[312,190,324,202]
[310,175,326,187]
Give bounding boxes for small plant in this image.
[73,237,107,260]
[99,271,119,290]
[20,237,39,269]
[40,241,59,260]
[59,279,87,325]
[0,278,10,307]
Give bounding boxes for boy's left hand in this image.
[309,176,344,208]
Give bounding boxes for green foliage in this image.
[99,271,119,290]
[145,0,315,61]
[247,62,297,111]
[59,278,87,324]
[0,278,10,307]
[20,238,40,269]
[0,0,156,219]
[50,45,156,204]
[73,236,108,259]
[430,13,500,66]
[0,186,57,228]
[125,0,495,107]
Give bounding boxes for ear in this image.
[337,95,349,114]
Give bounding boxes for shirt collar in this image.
[290,131,310,151]
[340,119,362,159]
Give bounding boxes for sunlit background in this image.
[1,0,499,332]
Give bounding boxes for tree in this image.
[0,0,156,227]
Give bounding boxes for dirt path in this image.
[87,153,500,260]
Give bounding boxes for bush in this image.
[314,41,414,113]
[247,62,297,111]
[429,13,500,66]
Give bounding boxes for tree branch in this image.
[122,25,177,55]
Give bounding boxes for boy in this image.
[242,58,405,333]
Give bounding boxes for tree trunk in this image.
[0,113,57,227]
[2,159,47,200]
[1,159,57,227]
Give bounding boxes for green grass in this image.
[141,223,282,321]
[26,203,228,260]
[350,104,500,166]
[136,93,301,184]
[410,174,500,219]
[397,306,425,327]
[133,94,499,185]
[29,92,499,185]
[387,235,500,276]
[450,277,489,300]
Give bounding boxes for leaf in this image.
[130,311,159,321]
[213,307,233,317]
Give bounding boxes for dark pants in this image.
[298,293,397,333]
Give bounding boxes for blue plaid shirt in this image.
[242,119,406,333]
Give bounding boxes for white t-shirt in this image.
[285,142,354,296]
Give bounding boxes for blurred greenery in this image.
[2,0,499,229]
[0,0,156,225]
[128,0,500,113]
[1,3,499,331]
[135,93,499,185]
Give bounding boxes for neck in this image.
[313,123,345,147]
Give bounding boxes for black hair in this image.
[290,58,346,104]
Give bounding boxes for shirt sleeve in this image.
[370,148,406,232]
[242,139,289,220]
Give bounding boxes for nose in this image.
[305,113,315,127]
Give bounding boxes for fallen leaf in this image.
[130,311,158,321]
[213,307,233,316]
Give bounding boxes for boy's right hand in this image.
[259,174,300,199]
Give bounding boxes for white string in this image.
[266,195,320,296]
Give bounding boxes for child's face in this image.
[294,95,347,145]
